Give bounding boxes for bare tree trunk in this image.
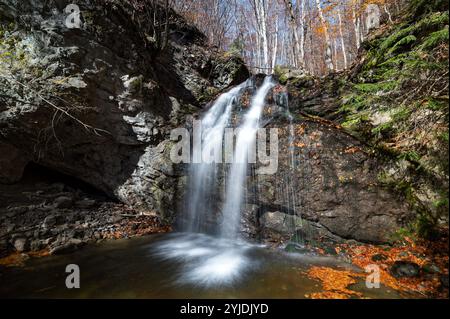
[352,2,361,50]
[338,9,348,69]
[271,17,279,72]
[252,0,270,72]
[384,4,393,24]
[315,0,333,71]
[282,0,302,68]
[299,0,306,66]
[333,38,339,70]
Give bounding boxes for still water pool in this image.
[0,233,403,298]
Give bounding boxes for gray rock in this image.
[50,239,84,255]
[0,0,248,227]
[285,243,311,254]
[42,215,57,229]
[0,239,9,257]
[107,215,123,224]
[75,199,97,209]
[372,254,389,262]
[440,275,449,289]
[390,261,421,278]
[422,263,441,274]
[260,211,304,235]
[30,240,43,252]
[13,238,28,253]
[53,196,74,209]
[248,119,411,244]
[0,142,29,183]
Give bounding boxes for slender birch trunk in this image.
[338,9,348,69]
[315,0,333,70]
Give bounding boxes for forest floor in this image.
[0,166,172,267]
[0,161,447,299]
[307,230,449,299]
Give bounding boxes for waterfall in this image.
[163,77,279,287]
[182,76,275,239]
[220,77,275,239]
[285,92,304,244]
[184,80,250,233]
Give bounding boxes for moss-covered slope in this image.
[280,0,449,240]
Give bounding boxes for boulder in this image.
[390,261,421,278]
[13,237,28,252]
[0,142,29,184]
[249,119,411,244]
[422,263,441,274]
[53,196,74,209]
[372,254,389,262]
[0,0,248,224]
[49,238,84,255]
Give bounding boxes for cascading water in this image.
[183,80,250,233]
[155,77,276,287]
[283,92,306,244]
[220,76,275,239]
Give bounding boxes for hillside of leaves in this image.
[281,0,449,241]
[341,0,448,240]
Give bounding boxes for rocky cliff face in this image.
[0,0,447,255]
[249,117,411,244]
[270,0,448,243]
[0,0,249,222]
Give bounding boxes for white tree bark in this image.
[271,17,279,72]
[252,0,270,71]
[315,0,334,70]
[384,4,393,24]
[338,9,348,69]
[283,0,303,68]
[299,0,306,65]
[352,1,361,50]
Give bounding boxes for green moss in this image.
[438,131,449,143]
[339,94,367,113]
[419,26,449,50]
[392,212,440,241]
[354,81,398,93]
[424,97,448,110]
[366,11,449,68]
[433,196,449,209]
[372,121,393,135]
[387,35,417,56]
[273,65,289,78]
[411,0,449,18]
[398,150,421,163]
[379,25,417,56]
[338,1,448,241]
[198,86,219,104]
[341,112,370,131]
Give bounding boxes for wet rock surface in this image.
[390,261,421,278]
[0,0,442,249]
[243,112,411,244]
[0,0,248,223]
[0,172,170,258]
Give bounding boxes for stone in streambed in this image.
[440,275,449,289]
[390,261,420,278]
[13,238,28,253]
[75,199,97,208]
[30,240,43,252]
[42,215,57,229]
[49,239,84,255]
[53,196,74,209]
[0,239,9,257]
[422,263,441,274]
[285,243,311,254]
[372,254,388,262]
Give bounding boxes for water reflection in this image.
[152,233,255,286]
